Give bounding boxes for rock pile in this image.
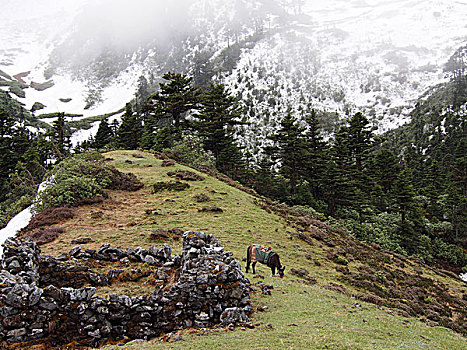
[0,232,250,348]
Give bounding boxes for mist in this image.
[73,0,193,49]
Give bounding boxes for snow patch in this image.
[0,177,55,256]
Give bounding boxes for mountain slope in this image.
[19,150,466,349]
[1,0,467,150]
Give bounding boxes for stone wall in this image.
[0,232,251,348]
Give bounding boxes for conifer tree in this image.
[148,72,200,143]
[49,113,71,157]
[394,168,417,225]
[322,126,355,216]
[93,117,114,149]
[446,139,467,241]
[269,114,308,201]
[334,112,375,219]
[194,83,244,176]
[135,75,150,114]
[117,103,142,150]
[370,149,401,212]
[0,108,18,201]
[303,108,327,199]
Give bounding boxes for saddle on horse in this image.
[251,244,274,264]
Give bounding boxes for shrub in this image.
[160,136,216,173]
[34,155,143,211]
[26,207,76,229]
[432,238,467,266]
[35,175,106,211]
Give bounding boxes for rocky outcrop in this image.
[0,232,250,348]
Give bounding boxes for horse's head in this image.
[278,265,285,278]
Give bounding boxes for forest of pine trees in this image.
[0,70,466,272]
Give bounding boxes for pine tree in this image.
[269,114,308,201]
[93,118,114,149]
[423,159,445,220]
[370,149,401,212]
[303,108,327,199]
[346,112,374,175]
[0,108,18,201]
[117,103,142,150]
[194,83,245,176]
[447,138,467,242]
[323,127,355,216]
[340,112,375,219]
[148,72,201,143]
[135,75,150,114]
[48,113,71,157]
[0,107,15,137]
[394,168,418,225]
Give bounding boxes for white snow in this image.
[0,177,55,256]
[0,207,32,256]
[461,273,467,282]
[1,0,467,155]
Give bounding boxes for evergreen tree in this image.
[93,118,114,149]
[370,149,401,212]
[269,114,308,201]
[347,112,374,172]
[334,112,375,219]
[194,83,245,176]
[0,107,15,137]
[423,159,445,220]
[48,113,71,157]
[135,75,150,114]
[323,126,355,216]
[0,108,18,201]
[394,168,418,225]
[117,103,142,150]
[303,108,327,199]
[140,104,166,150]
[148,72,201,143]
[447,139,467,242]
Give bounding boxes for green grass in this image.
[40,150,467,349]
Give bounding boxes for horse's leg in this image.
[271,265,276,276]
[252,262,257,274]
[246,246,250,273]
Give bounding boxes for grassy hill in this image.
[30,150,466,349]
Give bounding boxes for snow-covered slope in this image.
[1,0,466,148]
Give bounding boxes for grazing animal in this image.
[246,244,285,277]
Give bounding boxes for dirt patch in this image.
[290,268,317,285]
[161,159,175,167]
[167,170,204,181]
[194,193,210,202]
[150,229,170,240]
[198,206,224,213]
[153,181,190,193]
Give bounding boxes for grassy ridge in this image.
[38,150,466,349]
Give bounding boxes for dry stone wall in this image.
[0,231,251,348]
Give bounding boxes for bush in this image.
[35,175,106,211]
[432,238,467,266]
[160,136,216,173]
[34,155,143,211]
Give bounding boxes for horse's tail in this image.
[246,245,251,262]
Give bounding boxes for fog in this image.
[72,0,193,49]
[3,0,467,75]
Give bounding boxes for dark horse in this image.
[246,244,285,277]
